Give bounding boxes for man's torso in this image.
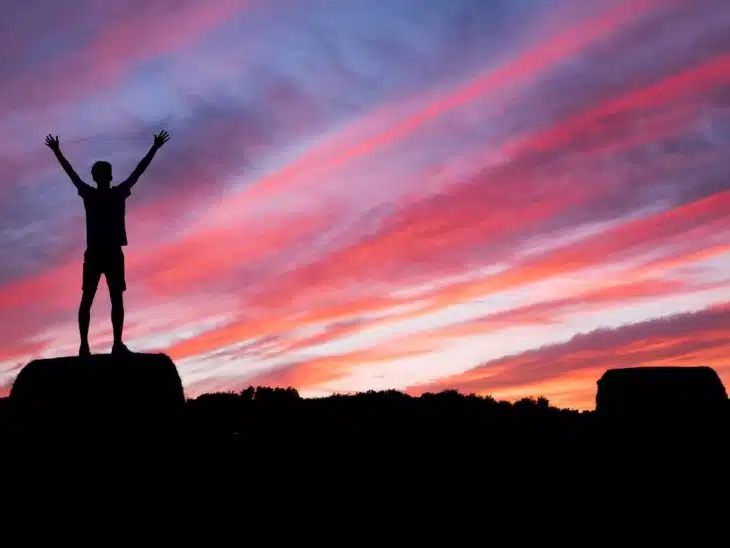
[79,184,131,250]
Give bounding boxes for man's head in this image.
[91,161,112,188]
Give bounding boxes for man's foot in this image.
[79,342,91,357]
[111,341,132,355]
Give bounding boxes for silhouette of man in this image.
[45,131,170,356]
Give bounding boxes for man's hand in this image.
[45,134,86,190]
[120,130,170,189]
[45,134,60,151]
[153,130,170,149]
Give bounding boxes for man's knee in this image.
[80,290,95,309]
[110,290,124,308]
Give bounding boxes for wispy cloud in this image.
[1,0,729,407]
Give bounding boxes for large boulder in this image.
[6,352,186,450]
[596,366,727,419]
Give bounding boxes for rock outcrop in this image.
[596,366,727,419]
[6,352,185,449]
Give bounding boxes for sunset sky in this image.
[1,0,730,409]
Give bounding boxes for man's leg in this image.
[110,289,125,348]
[107,247,130,354]
[80,250,101,356]
[79,291,96,356]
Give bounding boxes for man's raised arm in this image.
[45,134,87,191]
[121,130,170,190]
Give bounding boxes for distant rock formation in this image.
[596,366,727,419]
[6,352,185,449]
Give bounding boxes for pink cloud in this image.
[0,0,248,115]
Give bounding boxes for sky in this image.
[1,0,730,410]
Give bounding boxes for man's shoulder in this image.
[77,183,96,200]
[112,182,132,197]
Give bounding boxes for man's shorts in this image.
[82,246,126,293]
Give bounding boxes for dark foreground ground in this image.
[0,386,727,529]
[2,355,728,505]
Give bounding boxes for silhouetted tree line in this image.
[184,386,728,455]
[187,388,573,449]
